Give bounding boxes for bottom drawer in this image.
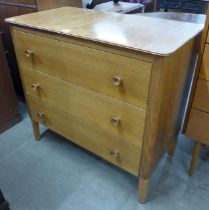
[186,108,209,145]
[27,95,141,176]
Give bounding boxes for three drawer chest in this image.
[6,7,203,202]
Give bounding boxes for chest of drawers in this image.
[6,7,203,202]
[184,9,209,176]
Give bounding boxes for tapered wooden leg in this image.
[189,141,201,176]
[139,177,150,203]
[168,137,177,156]
[31,120,41,141]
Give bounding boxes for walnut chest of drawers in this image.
[6,7,203,202]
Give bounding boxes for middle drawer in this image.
[193,78,209,113]
[22,67,146,147]
[13,29,152,109]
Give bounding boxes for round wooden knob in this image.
[110,149,119,159]
[111,117,120,126]
[36,112,44,118]
[112,76,122,86]
[25,49,33,58]
[31,83,39,91]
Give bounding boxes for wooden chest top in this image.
[6,6,203,56]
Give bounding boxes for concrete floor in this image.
[0,103,209,210]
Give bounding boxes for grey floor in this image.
[0,103,209,210]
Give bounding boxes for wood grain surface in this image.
[193,78,209,113]
[21,67,146,147]
[28,95,141,175]
[140,39,195,179]
[13,29,152,108]
[9,9,200,202]
[199,44,209,80]
[186,108,209,145]
[6,6,203,55]
[206,30,209,43]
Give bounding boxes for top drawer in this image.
[13,30,152,109]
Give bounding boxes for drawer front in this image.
[199,44,209,80]
[186,108,209,145]
[13,30,152,109]
[27,95,141,176]
[22,68,146,147]
[193,79,209,113]
[206,31,209,44]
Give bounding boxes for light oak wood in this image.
[182,9,209,133]
[199,44,209,80]
[186,108,209,145]
[27,95,141,175]
[5,7,203,56]
[20,67,146,147]
[193,78,209,113]
[12,29,152,108]
[12,26,154,62]
[183,6,209,176]
[139,178,150,203]
[140,39,195,179]
[8,7,201,202]
[196,5,209,55]
[206,30,209,43]
[31,119,40,140]
[189,141,201,176]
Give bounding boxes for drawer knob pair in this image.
[110,149,119,159]
[25,49,33,58]
[111,117,120,126]
[112,76,122,86]
[31,83,39,91]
